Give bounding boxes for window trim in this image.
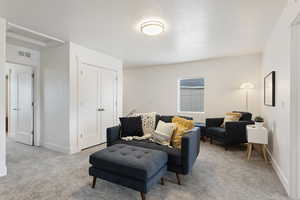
[177,78,205,114]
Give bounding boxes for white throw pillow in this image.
[152,120,177,146]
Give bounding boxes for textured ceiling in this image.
[0,0,287,67]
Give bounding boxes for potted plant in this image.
[254,116,264,127]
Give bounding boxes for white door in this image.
[10,65,34,145]
[100,68,117,143]
[79,64,101,149]
[78,62,117,150]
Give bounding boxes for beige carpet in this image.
[0,138,290,200]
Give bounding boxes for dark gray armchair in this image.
[206,111,254,150]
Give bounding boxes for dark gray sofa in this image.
[106,115,201,185]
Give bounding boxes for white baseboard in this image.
[266,148,289,195]
[0,164,7,177]
[43,142,70,154]
[69,145,80,154]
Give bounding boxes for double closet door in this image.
[79,63,117,150]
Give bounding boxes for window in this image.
[178,78,205,112]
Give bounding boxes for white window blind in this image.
[179,78,204,112]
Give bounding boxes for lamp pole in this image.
[246,89,249,111]
[240,82,254,112]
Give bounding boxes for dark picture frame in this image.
[264,71,275,107]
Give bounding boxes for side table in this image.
[194,122,207,141]
[246,125,268,162]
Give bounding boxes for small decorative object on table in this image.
[254,116,264,127]
[246,125,268,162]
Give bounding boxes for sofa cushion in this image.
[156,115,193,126]
[119,116,143,137]
[112,140,182,166]
[206,127,226,138]
[90,144,167,181]
[155,115,193,129]
[159,115,174,123]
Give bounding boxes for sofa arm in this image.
[181,127,201,175]
[206,118,224,127]
[225,121,254,143]
[107,126,121,146]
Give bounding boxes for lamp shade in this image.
[240,82,254,89]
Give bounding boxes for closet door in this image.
[99,69,117,143]
[78,64,101,149]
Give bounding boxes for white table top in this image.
[247,125,266,130]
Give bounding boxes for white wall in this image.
[40,45,70,153]
[0,17,6,177]
[41,42,123,154]
[69,42,123,154]
[124,54,262,122]
[262,0,300,197]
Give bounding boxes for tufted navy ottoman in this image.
[89,144,168,200]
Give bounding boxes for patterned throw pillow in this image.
[152,120,177,146]
[131,112,156,136]
[220,112,242,128]
[171,116,195,149]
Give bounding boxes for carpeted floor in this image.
[0,138,290,200]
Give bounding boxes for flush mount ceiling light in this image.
[140,20,165,36]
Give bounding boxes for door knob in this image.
[12,108,19,111]
[97,108,105,112]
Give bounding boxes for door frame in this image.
[76,57,118,151]
[5,62,41,146]
[290,15,300,199]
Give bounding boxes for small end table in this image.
[194,122,207,141]
[246,125,268,162]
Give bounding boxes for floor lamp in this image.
[240,82,254,111]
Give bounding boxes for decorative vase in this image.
[255,122,264,127]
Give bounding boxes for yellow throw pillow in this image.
[171,117,194,149]
[220,112,241,128]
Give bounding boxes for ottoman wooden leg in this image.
[140,192,146,200]
[92,176,97,188]
[160,178,165,185]
[176,173,181,185]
